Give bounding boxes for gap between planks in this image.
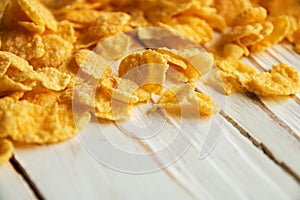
[10,157,45,200]
[220,110,300,184]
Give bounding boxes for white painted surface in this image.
[13,112,300,199]
[1,44,300,200]
[0,163,36,200]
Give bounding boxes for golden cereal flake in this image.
[251,16,291,52]
[161,16,213,44]
[89,12,131,38]
[233,7,267,26]
[157,48,213,81]
[30,35,72,69]
[214,0,252,26]
[118,50,169,95]
[0,100,90,144]
[247,64,300,96]
[0,75,32,96]
[0,139,13,166]
[75,49,109,80]
[17,0,57,31]
[101,76,151,104]
[0,51,32,73]
[65,9,102,24]
[156,84,217,116]
[18,21,45,34]
[0,31,45,61]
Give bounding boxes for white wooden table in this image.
[1,43,300,200]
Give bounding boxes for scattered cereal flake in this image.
[101,76,151,104]
[128,9,151,28]
[12,67,71,91]
[259,0,300,20]
[118,50,169,95]
[225,23,264,44]
[0,0,29,28]
[137,27,196,49]
[216,60,257,85]
[0,51,32,73]
[214,0,252,25]
[56,20,76,44]
[233,7,267,26]
[251,16,291,52]
[72,82,95,107]
[208,69,242,95]
[18,21,45,34]
[75,49,109,80]
[0,139,13,166]
[247,64,300,96]
[89,12,131,38]
[158,84,194,105]
[0,31,45,61]
[0,53,11,76]
[219,71,242,95]
[136,0,193,22]
[0,100,90,144]
[17,0,57,31]
[0,75,32,96]
[74,83,132,121]
[216,60,300,96]
[36,67,71,91]
[156,84,217,116]
[158,49,188,70]
[21,90,59,106]
[94,33,131,61]
[179,4,227,31]
[161,16,213,44]
[194,92,218,116]
[31,35,72,69]
[157,48,213,81]
[222,43,245,60]
[239,21,274,47]
[65,9,102,24]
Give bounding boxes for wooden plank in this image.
[138,112,300,199]
[14,124,194,200]
[13,106,300,199]
[197,79,300,178]
[0,163,36,200]
[247,50,300,139]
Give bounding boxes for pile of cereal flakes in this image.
[0,0,300,165]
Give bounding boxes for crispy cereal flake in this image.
[0,139,13,166]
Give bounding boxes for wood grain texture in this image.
[0,163,36,200]
[13,109,300,199]
[3,44,300,199]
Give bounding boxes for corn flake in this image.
[119,50,169,95]
[214,0,252,26]
[30,35,72,69]
[0,100,90,144]
[17,0,57,31]
[156,84,217,116]
[0,75,31,96]
[157,48,213,81]
[247,64,300,96]
[251,16,291,52]
[101,76,151,104]
[0,31,45,61]
[75,49,109,80]
[89,12,131,38]
[161,16,213,44]
[233,7,267,26]
[0,139,13,166]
